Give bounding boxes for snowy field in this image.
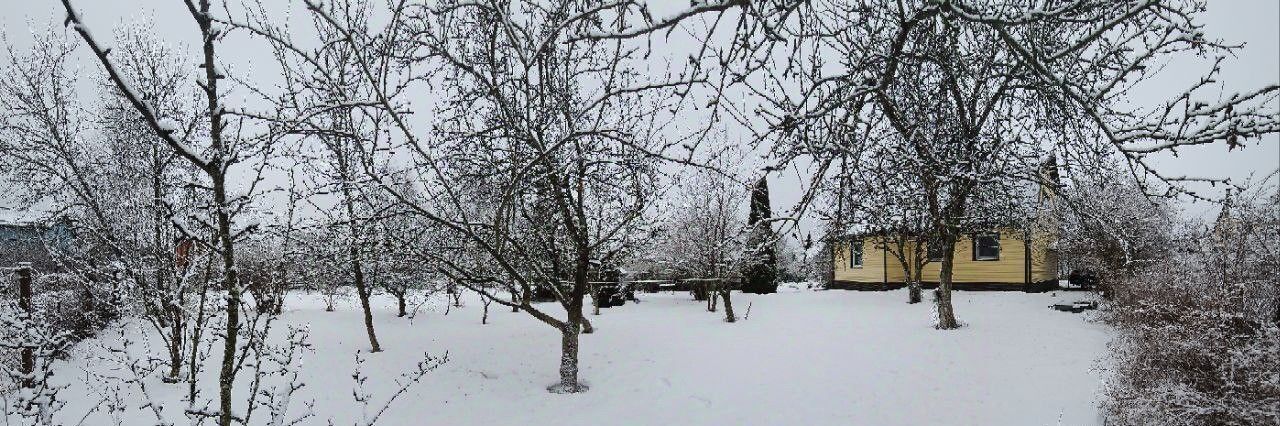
[27,287,1111,425]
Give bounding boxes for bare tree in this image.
[365,188,443,319]
[0,20,213,384]
[0,266,72,424]
[1053,160,1178,293]
[59,1,285,423]
[308,118,386,352]
[652,153,752,323]
[228,0,699,393]
[834,149,937,304]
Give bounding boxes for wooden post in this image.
[1023,228,1033,292]
[882,244,888,285]
[17,262,34,388]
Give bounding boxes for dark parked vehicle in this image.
[1068,269,1099,290]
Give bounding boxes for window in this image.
[973,232,1000,261]
[849,240,864,268]
[926,239,946,262]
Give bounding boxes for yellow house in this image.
[829,227,1059,290]
[829,229,1059,292]
[828,157,1063,292]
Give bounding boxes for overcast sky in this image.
[2,1,1277,235]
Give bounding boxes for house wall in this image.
[832,237,906,284]
[832,227,1059,289]
[1029,231,1058,283]
[918,231,1025,286]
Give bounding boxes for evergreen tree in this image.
[743,175,778,294]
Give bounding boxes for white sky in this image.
[2,0,1277,233]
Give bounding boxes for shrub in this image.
[1100,189,1280,425]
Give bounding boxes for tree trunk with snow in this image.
[481,297,491,325]
[350,243,381,353]
[214,174,242,426]
[908,245,924,304]
[188,270,210,402]
[396,291,407,318]
[708,281,719,312]
[896,250,920,304]
[934,232,960,329]
[554,320,583,393]
[591,282,601,316]
[720,287,736,323]
[165,311,183,382]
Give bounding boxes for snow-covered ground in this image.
[23,287,1111,425]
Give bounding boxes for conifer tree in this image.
[743,175,778,294]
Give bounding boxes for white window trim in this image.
[926,240,945,262]
[974,233,1001,261]
[850,240,864,268]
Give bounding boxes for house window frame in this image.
[925,238,946,262]
[973,232,1001,261]
[849,239,864,268]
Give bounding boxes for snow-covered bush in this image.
[1054,174,1178,295]
[0,273,110,369]
[29,272,118,342]
[32,289,100,343]
[775,238,810,283]
[1101,261,1280,424]
[1100,188,1280,425]
[0,299,73,422]
[239,239,290,315]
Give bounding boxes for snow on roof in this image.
[0,207,56,227]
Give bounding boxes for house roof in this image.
[0,219,74,271]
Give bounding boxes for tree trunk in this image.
[552,322,583,393]
[691,280,708,301]
[912,254,928,304]
[396,291,407,318]
[900,259,920,304]
[482,298,490,325]
[580,316,594,334]
[80,281,97,326]
[337,135,381,351]
[934,232,960,329]
[215,178,242,426]
[552,248,591,390]
[720,289,736,323]
[189,259,212,401]
[165,307,183,382]
[343,189,380,351]
[708,282,719,312]
[591,283,601,316]
[352,260,381,352]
